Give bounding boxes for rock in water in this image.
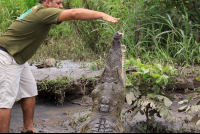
[35,58,57,68]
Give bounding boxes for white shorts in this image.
[0,50,38,109]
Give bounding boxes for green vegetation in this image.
[37,76,72,105]
[125,58,200,132]
[37,75,97,106]
[125,58,175,131]
[0,0,199,65]
[1,0,200,132]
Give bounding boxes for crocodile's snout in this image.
[117,31,123,36]
[113,31,123,41]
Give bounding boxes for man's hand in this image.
[101,15,120,23]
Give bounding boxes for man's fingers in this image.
[111,18,120,23]
[103,16,120,23]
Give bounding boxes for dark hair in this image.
[39,0,54,4]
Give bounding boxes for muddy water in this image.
[9,101,84,133]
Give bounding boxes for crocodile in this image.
[79,31,126,133]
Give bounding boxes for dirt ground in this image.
[9,60,200,133]
[30,60,103,81]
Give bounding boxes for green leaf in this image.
[130,58,136,66]
[154,64,162,71]
[137,59,142,67]
[125,61,130,70]
[163,66,174,75]
[126,60,130,65]
[132,72,138,76]
[144,69,149,74]
[143,73,148,79]
[162,75,169,86]
[138,71,144,74]
[196,76,200,81]
[163,66,170,72]
[156,77,163,84]
[141,67,146,72]
[126,77,132,86]
[152,74,161,78]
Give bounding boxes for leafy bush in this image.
[125,58,176,131]
[125,58,176,95]
[1,0,200,65]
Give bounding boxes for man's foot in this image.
[21,130,34,133]
[22,128,38,133]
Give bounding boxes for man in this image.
[0,0,120,133]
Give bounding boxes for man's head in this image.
[39,0,63,9]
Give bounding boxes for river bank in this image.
[9,60,200,133]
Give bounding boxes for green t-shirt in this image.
[0,4,64,64]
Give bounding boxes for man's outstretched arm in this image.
[57,8,120,23]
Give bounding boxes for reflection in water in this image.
[10,101,83,133]
[11,101,82,121]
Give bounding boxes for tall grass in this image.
[0,0,199,65]
[0,0,37,34]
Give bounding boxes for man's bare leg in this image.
[21,97,38,133]
[0,109,11,133]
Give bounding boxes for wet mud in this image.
[10,93,200,133]
[9,60,200,133]
[10,101,82,133]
